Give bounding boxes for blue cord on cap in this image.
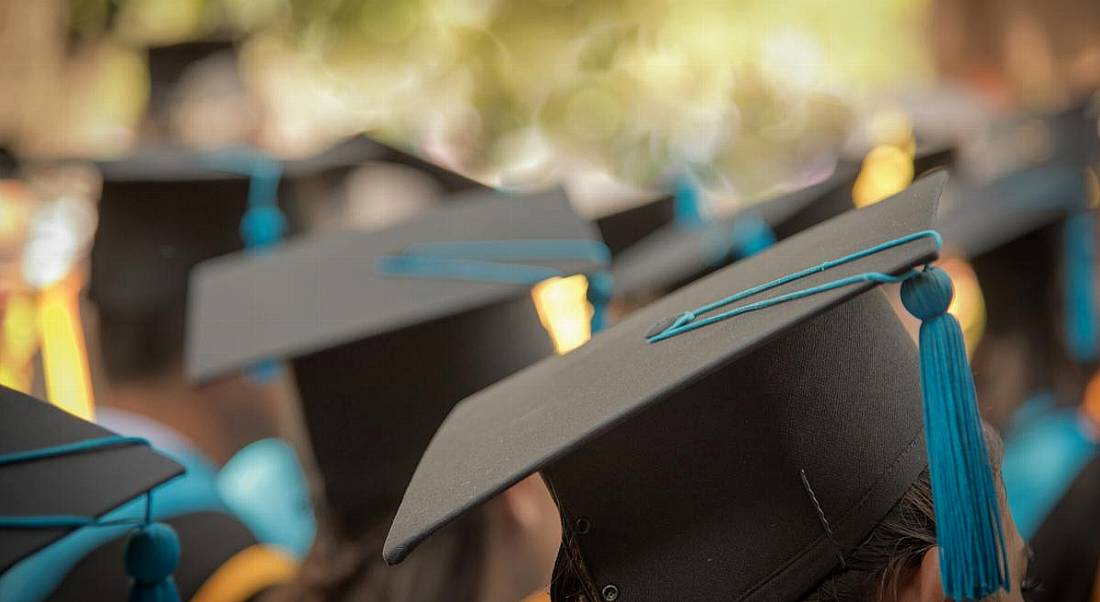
[0,436,182,602]
[646,229,1009,600]
[378,239,612,333]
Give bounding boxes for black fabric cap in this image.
[89,153,255,380]
[186,188,601,382]
[0,385,183,572]
[610,162,859,300]
[187,188,605,522]
[90,154,251,312]
[385,173,947,600]
[281,135,487,193]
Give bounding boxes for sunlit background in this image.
[2,0,1099,420]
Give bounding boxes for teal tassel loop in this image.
[901,267,1009,600]
[1064,211,1098,363]
[646,232,1009,600]
[586,270,614,333]
[0,436,182,602]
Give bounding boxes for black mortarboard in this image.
[186,188,607,525]
[610,162,860,301]
[386,172,1012,600]
[278,136,487,231]
[0,384,182,573]
[89,152,257,381]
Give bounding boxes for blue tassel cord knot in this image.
[125,523,181,602]
[0,436,183,602]
[901,267,1009,600]
[240,205,287,251]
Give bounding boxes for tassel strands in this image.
[900,267,1009,600]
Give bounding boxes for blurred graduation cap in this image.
[283,135,486,195]
[386,172,1013,601]
[89,151,259,381]
[187,188,608,525]
[278,136,487,232]
[937,100,1100,364]
[610,143,958,304]
[592,195,675,257]
[0,385,183,596]
[610,162,860,301]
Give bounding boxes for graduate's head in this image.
[385,173,1022,601]
[803,444,1033,602]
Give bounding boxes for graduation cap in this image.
[186,188,608,526]
[385,172,1012,601]
[937,100,1100,364]
[277,136,487,233]
[610,162,860,301]
[0,385,184,600]
[89,151,260,381]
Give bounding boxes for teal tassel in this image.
[730,214,775,258]
[900,267,1009,600]
[673,175,706,229]
[124,522,181,602]
[1064,211,1097,363]
[240,204,287,251]
[587,270,614,333]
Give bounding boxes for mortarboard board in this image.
[386,172,1012,600]
[187,188,608,525]
[0,385,184,598]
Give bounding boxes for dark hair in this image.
[267,507,488,602]
[801,468,936,601]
